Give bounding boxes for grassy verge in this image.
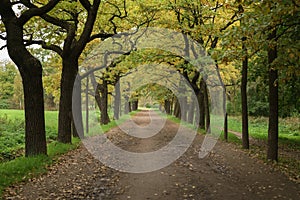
[226,116,300,150]
[0,137,80,197]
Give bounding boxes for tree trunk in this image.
[99,79,110,125]
[187,99,195,124]
[241,37,249,149]
[124,97,130,114]
[203,81,210,133]
[267,29,278,161]
[91,76,110,125]
[85,76,89,134]
[22,67,47,156]
[129,102,132,113]
[114,77,121,120]
[164,100,171,115]
[124,82,131,114]
[181,96,187,121]
[58,58,79,143]
[174,98,181,118]
[72,75,84,138]
[1,9,47,156]
[132,100,138,111]
[170,96,174,115]
[224,113,228,141]
[199,79,205,129]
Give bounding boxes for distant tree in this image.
[0,62,16,108]
[13,74,24,110]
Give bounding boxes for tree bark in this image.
[72,75,84,138]
[164,100,171,115]
[267,29,278,161]
[132,100,139,111]
[241,37,249,149]
[224,113,228,142]
[99,79,110,125]
[124,97,130,114]
[85,76,89,134]
[187,99,195,124]
[181,96,187,121]
[170,96,174,115]
[199,79,206,129]
[203,81,210,133]
[58,58,79,143]
[91,75,110,125]
[113,77,121,120]
[22,65,47,156]
[174,98,181,118]
[0,3,47,156]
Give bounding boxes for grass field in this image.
[0,109,59,162]
[0,109,140,162]
[226,116,300,149]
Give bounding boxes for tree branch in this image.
[89,33,115,42]
[108,0,128,34]
[24,39,63,56]
[20,0,69,29]
[19,0,60,25]
[211,9,240,49]
[74,0,101,57]
[79,0,91,11]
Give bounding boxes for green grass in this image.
[0,109,140,161]
[226,116,300,149]
[0,137,80,197]
[220,131,242,144]
[153,109,300,149]
[0,109,58,140]
[0,110,59,162]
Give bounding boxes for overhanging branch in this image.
[24,39,63,56]
[20,0,69,29]
[19,0,60,25]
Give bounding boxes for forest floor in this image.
[3,110,300,200]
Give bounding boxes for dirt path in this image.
[3,110,300,200]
